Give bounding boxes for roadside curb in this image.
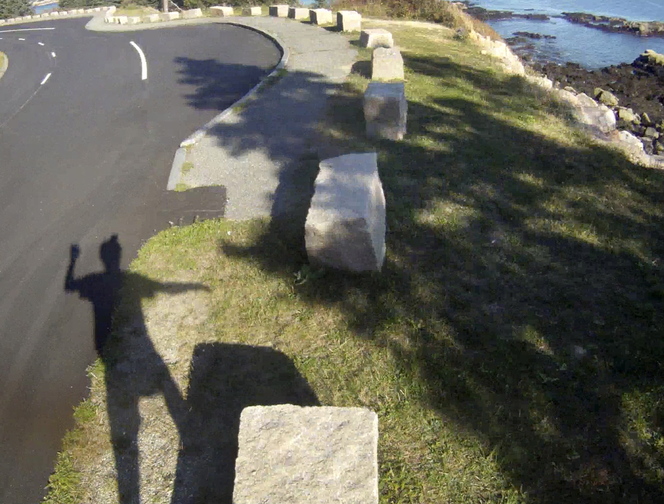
[166,18,290,192]
[0,51,8,81]
[180,21,290,148]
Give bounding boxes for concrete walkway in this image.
[176,17,357,220]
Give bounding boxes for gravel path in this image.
[179,17,357,220]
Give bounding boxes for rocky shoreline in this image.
[535,50,664,155]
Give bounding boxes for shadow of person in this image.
[64,235,208,504]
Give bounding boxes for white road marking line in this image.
[0,28,55,33]
[51,52,56,58]
[38,42,44,46]
[129,41,147,81]
[40,73,51,85]
[18,38,25,41]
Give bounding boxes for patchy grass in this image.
[44,19,664,504]
[174,182,190,192]
[113,5,158,17]
[180,161,194,175]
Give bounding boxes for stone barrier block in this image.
[0,19,5,24]
[244,6,262,16]
[143,13,160,22]
[337,10,361,32]
[51,11,60,16]
[360,28,394,48]
[372,47,404,81]
[115,15,128,24]
[242,6,263,16]
[305,153,386,272]
[182,8,203,19]
[288,7,309,20]
[210,6,234,17]
[76,8,85,13]
[364,82,407,140]
[127,16,141,24]
[269,4,289,17]
[84,8,94,13]
[234,405,379,504]
[93,7,101,11]
[104,16,112,23]
[310,8,332,25]
[159,11,180,21]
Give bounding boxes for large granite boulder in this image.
[210,6,234,16]
[244,6,262,16]
[364,82,407,140]
[360,28,394,48]
[182,8,203,19]
[305,153,386,273]
[372,47,404,81]
[310,8,333,25]
[159,12,180,21]
[337,10,361,32]
[288,6,309,19]
[269,4,289,17]
[234,405,379,504]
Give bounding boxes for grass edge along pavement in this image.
[44,17,664,504]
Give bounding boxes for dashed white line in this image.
[51,52,56,58]
[38,42,44,46]
[40,73,51,85]
[18,38,25,41]
[129,41,148,81]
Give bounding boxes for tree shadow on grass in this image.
[208,47,664,503]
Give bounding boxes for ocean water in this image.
[469,0,664,67]
[33,3,59,14]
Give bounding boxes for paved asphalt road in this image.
[0,17,280,504]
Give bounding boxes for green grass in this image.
[113,5,158,17]
[44,20,664,504]
[174,182,190,192]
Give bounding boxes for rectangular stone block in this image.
[310,8,332,25]
[244,6,262,16]
[288,7,309,20]
[210,6,234,17]
[360,28,394,48]
[104,15,112,23]
[143,13,160,23]
[127,16,141,24]
[159,11,180,21]
[182,8,203,19]
[337,10,361,32]
[269,4,289,17]
[372,47,404,81]
[234,405,379,504]
[115,15,128,24]
[93,7,101,11]
[364,82,407,140]
[306,153,386,272]
[51,11,60,16]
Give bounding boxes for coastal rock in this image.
[576,93,599,108]
[594,88,619,107]
[641,112,653,126]
[616,107,638,123]
[645,126,660,139]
